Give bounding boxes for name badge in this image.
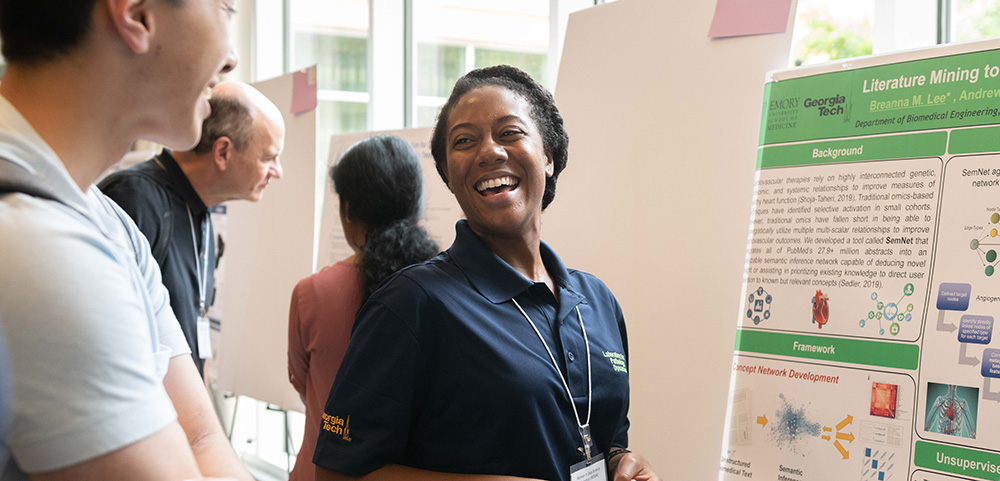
[570,453,607,481]
[197,315,213,359]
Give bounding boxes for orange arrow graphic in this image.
[834,440,849,459]
[823,426,832,432]
[836,415,853,431]
[757,415,768,427]
[836,432,855,443]
[821,434,830,441]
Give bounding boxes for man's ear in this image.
[213,137,234,170]
[107,0,153,54]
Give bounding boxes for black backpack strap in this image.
[100,159,176,266]
[0,159,61,203]
[151,209,172,265]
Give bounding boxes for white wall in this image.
[548,0,797,477]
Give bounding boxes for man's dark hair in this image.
[0,0,184,65]
[192,95,255,154]
[429,64,569,210]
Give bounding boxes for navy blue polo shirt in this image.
[314,220,630,481]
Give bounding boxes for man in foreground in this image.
[0,0,254,479]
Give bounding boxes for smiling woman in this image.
[438,85,553,246]
[312,65,661,481]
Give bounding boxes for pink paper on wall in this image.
[291,66,318,115]
[708,0,793,38]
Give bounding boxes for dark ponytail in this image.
[332,135,440,301]
[360,221,438,300]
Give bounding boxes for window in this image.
[791,0,1000,69]
[952,0,1000,42]
[289,0,370,166]
[790,0,873,66]
[412,0,551,127]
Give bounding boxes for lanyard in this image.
[186,205,210,316]
[152,156,210,316]
[511,299,595,463]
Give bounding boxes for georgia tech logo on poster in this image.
[322,413,352,442]
[804,93,847,117]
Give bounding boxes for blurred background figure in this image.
[101,81,285,376]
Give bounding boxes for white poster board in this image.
[549,0,797,478]
[722,39,1000,481]
[317,128,462,271]
[212,69,317,412]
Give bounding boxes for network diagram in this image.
[746,286,772,325]
[859,283,914,336]
[969,212,1000,276]
[762,393,855,460]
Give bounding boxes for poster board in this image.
[549,0,798,478]
[721,39,1000,481]
[317,128,462,271]
[212,69,317,412]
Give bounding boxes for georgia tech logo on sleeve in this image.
[322,413,352,442]
[603,351,628,373]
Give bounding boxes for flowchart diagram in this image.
[918,154,1000,455]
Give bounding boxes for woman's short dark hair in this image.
[332,135,439,300]
[430,64,569,210]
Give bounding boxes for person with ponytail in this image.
[286,135,438,481]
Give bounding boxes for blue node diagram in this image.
[859,283,914,336]
[746,286,772,325]
[970,212,1000,277]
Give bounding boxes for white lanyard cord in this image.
[511,299,593,457]
[186,206,210,316]
[152,156,210,316]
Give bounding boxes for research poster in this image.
[722,39,1000,481]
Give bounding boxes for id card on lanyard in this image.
[187,206,212,359]
[570,453,608,481]
[512,299,606,481]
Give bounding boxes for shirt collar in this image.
[448,220,585,311]
[0,95,92,217]
[154,149,209,216]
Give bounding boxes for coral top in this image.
[287,261,362,481]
